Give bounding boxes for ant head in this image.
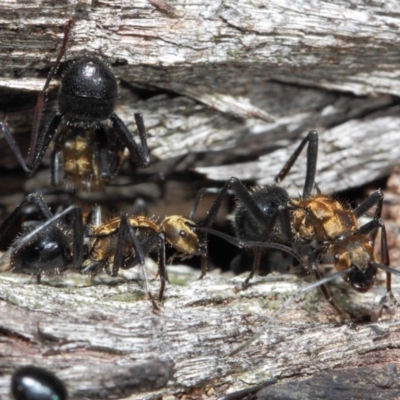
[344,264,377,293]
[59,57,118,121]
[11,365,68,400]
[333,236,377,293]
[161,216,200,256]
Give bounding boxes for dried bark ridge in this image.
[1,1,400,97]
[0,270,399,399]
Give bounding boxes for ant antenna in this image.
[371,262,400,277]
[29,19,74,166]
[195,227,308,270]
[229,267,353,356]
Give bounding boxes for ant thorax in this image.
[291,193,358,244]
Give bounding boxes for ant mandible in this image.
[11,365,68,400]
[0,19,150,191]
[194,131,398,320]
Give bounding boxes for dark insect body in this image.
[194,131,398,320]
[0,19,149,192]
[0,195,230,310]
[11,365,68,400]
[0,193,83,283]
[81,207,207,307]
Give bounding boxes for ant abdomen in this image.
[11,223,72,276]
[59,57,118,121]
[11,365,68,400]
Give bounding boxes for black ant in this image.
[0,193,83,283]
[0,19,150,191]
[194,131,399,321]
[11,365,68,400]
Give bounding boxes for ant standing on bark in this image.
[0,19,150,192]
[195,131,399,322]
[80,205,209,309]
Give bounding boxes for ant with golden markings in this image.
[0,19,150,192]
[194,130,400,321]
[0,194,302,310]
[80,204,208,307]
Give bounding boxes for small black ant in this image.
[11,365,68,400]
[194,131,399,320]
[0,19,150,191]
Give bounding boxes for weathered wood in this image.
[0,1,399,193]
[0,268,400,399]
[257,365,400,400]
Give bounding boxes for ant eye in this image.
[334,254,339,260]
[179,230,187,238]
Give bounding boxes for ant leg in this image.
[115,215,160,309]
[243,247,263,288]
[195,227,308,270]
[279,205,293,241]
[28,113,63,174]
[51,127,66,187]
[88,204,102,227]
[274,130,319,199]
[107,139,126,180]
[353,189,383,219]
[28,19,73,167]
[124,232,166,301]
[156,232,168,302]
[95,124,111,180]
[309,252,348,320]
[0,121,31,173]
[0,193,53,242]
[70,206,84,270]
[134,113,150,165]
[380,223,392,294]
[189,187,229,220]
[110,113,150,168]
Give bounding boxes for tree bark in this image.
[0,2,400,399]
[0,268,400,399]
[0,0,399,193]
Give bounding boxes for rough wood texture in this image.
[0,0,399,193]
[1,2,400,399]
[0,269,400,399]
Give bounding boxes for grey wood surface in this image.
[0,268,399,399]
[0,2,400,399]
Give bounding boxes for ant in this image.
[80,205,209,307]
[0,19,150,192]
[11,365,68,400]
[194,131,398,321]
